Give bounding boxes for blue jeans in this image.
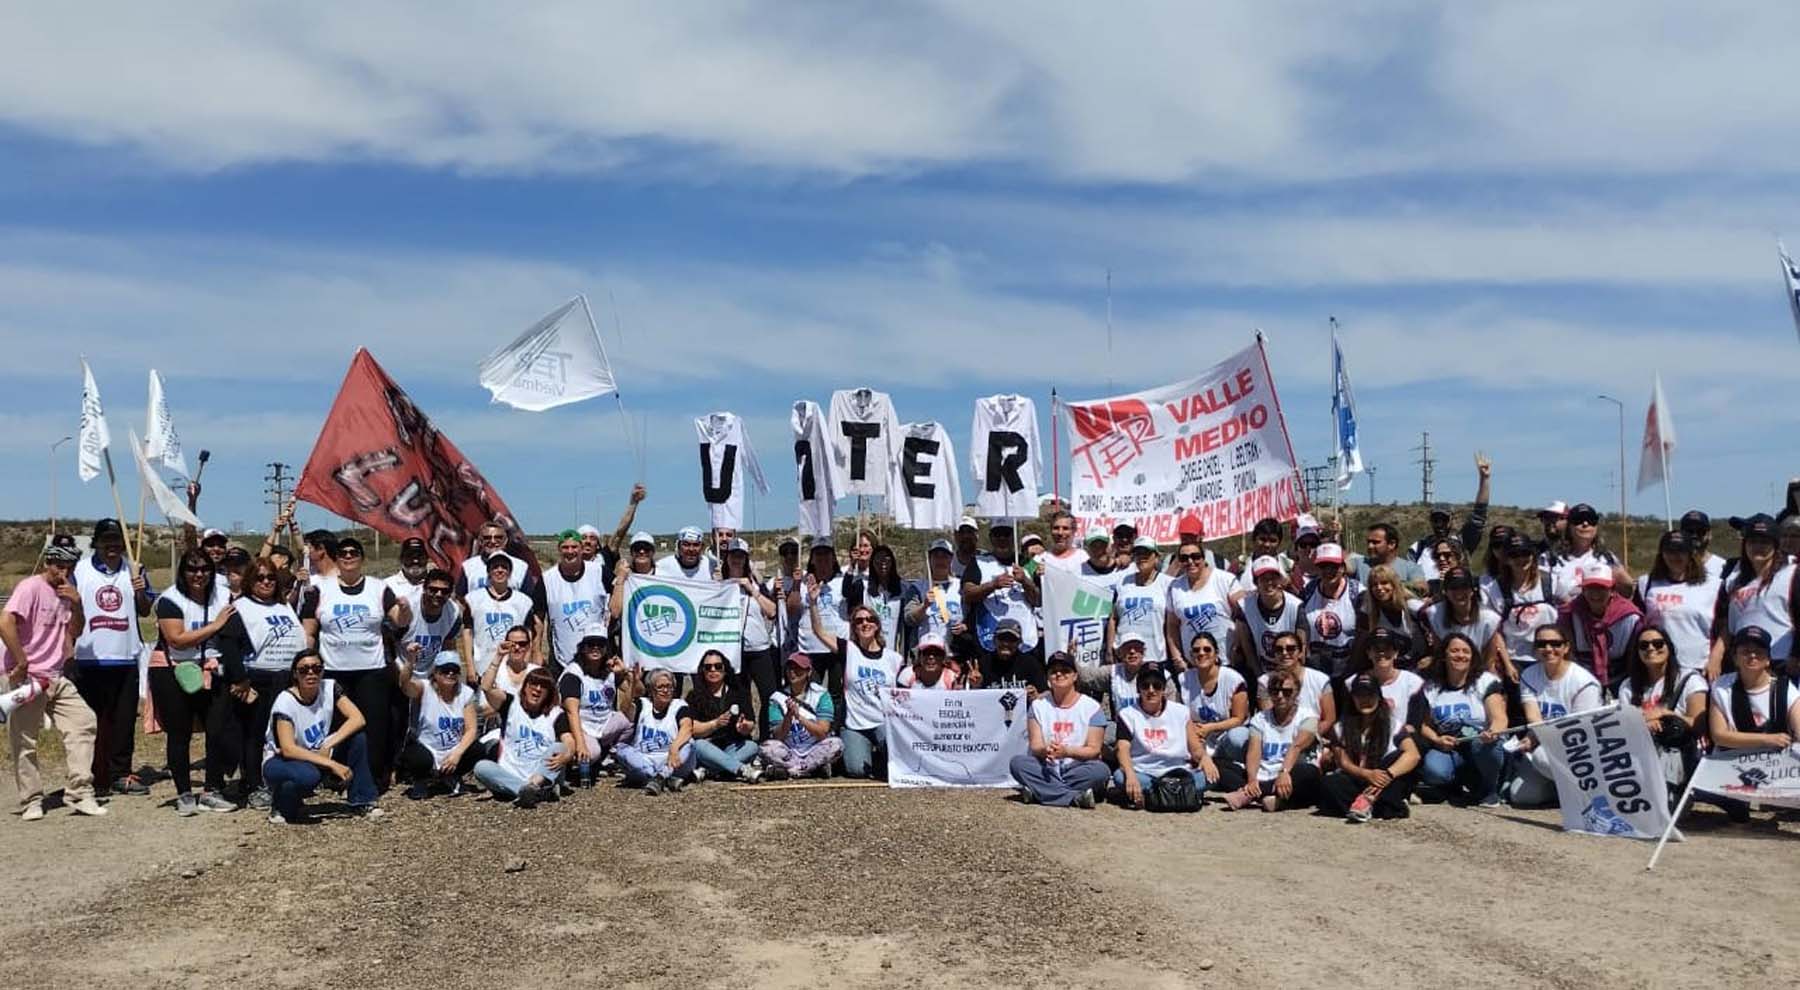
[1009,755,1109,807]
[840,725,886,779]
[1208,725,1250,764]
[1111,766,1209,797]
[261,732,376,820]
[1420,739,1506,802]
[615,743,696,784]
[472,743,567,798]
[693,738,759,778]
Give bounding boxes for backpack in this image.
[1144,769,1203,813]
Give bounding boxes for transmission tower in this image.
[1412,432,1435,504]
[264,462,294,518]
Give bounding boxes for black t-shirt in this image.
[980,650,1048,693]
[685,682,754,747]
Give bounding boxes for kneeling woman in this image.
[474,656,575,808]
[615,668,697,795]
[260,649,381,824]
[1113,665,1213,811]
[1224,668,1321,811]
[1321,673,1423,821]
[394,651,479,800]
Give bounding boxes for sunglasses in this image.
[700,663,726,672]
[1274,644,1302,654]
[251,573,277,583]
[1140,683,1166,692]
[1267,686,1296,697]
[295,664,324,675]
[1571,515,1600,526]
[1049,667,1076,677]
[1433,551,1458,560]
[424,586,452,595]
[1637,639,1668,651]
[853,617,878,626]
[337,550,363,560]
[1178,552,1205,563]
[1533,639,1569,650]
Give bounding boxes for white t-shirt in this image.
[1111,663,1147,715]
[1257,667,1331,720]
[1708,673,1790,739]
[460,552,529,595]
[841,645,904,732]
[1425,672,1501,732]
[496,694,566,781]
[1039,549,1084,575]
[970,557,1040,651]
[827,387,900,499]
[630,698,688,757]
[887,421,963,530]
[399,600,463,679]
[1424,605,1502,656]
[859,585,906,656]
[1519,662,1604,720]
[1550,548,1618,603]
[970,394,1042,519]
[1483,575,1558,662]
[1618,670,1706,713]
[1177,665,1247,755]
[654,554,718,581]
[1117,703,1193,776]
[1166,567,1237,654]
[797,575,848,655]
[541,562,610,666]
[1301,580,1361,676]
[1637,576,1722,675]
[1113,572,1174,664]
[1374,669,1425,727]
[768,682,833,755]
[263,682,338,765]
[1247,708,1317,782]
[1724,563,1797,660]
[1240,592,1303,665]
[558,665,623,737]
[414,684,476,762]
[914,577,965,646]
[464,587,536,676]
[310,579,387,672]
[1028,692,1106,773]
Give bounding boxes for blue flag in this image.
[1332,330,1362,489]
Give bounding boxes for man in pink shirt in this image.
[2,539,107,821]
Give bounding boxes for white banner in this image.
[885,687,1030,788]
[1689,745,1800,809]
[620,574,743,674]
[78,358,110,484]
[1063,338,1303,542]
[479,296,618,411]
[143,369,188,477]
[1529,704,1674,840]
[1040,567,1114,670]
[128,428,203,529]
[696,411,768,531]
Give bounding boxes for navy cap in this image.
[1367,627,1407,652]
[1679,510,1710,534]
[1347,673,1381,695]
[1731,514,1777,540]
[1733,626,1772,651]
[995,618,1024,640]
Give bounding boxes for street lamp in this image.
[1596,395,1627,565]
[49,435,73,536]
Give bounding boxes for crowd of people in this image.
[4,466,1798,829]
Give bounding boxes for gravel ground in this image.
[2,755,1798,989]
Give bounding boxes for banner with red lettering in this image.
[297,348,527,572]
[1063,338,1303,542]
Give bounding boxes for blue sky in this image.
[3,4,1797,537]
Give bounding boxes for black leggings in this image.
[148,667,238,794]
[739,647,780,738]
[397,740,481,781]
[327,668,393,787]
[74,664,138,787]
[234,669,289,790]
[1320,751,1416,818]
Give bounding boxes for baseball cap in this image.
[1658,530,1694,554]
[336,536,365,557]
[1116,631,1148,651]
[1579,565,1614,589]
[1347,673,1381,696]
[1131,536,1159,553]
[988,520,1015,534]
[957,516,979,532]
[400,537,428,559]
[556,528,582,544]
[1503,533,1534,556]
[223,547,251,566]
[1367,627,1407,652]
[1019,533,1043,549]
[577,633,609,653]
[1294,513,1322,542]
[482,551,513,571]
[995,618,1024,640]
[92,518,124,541]
[200,528,227,544]
[576,524,602,538]
[1733,626,1773,651]
[1251,555,1285,579]
[1441,567,1475,591]
[778,535,800,551]
[629,531,656,549]
[1112,522,1137,540]
[1045,651,1077,673]
[1730,513,1777,540]
[1084,527,1111,546]
[1541,500,1569,517]
[725,537,750,554]
[1568,503,1601,525]
[676,526,704,544]
[1315,543,1344,565]
[927,538,953,555]
[784,652,814,671]
[1428,503,1451,519]
[431,651,463,673]
[917,632,948,654]
[1177,518,1205,540]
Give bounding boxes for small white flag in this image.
[142,369,189,477]
[479,296,619,412]
[1331,326,1363,490]
[1780,241,1800,345]
[77,358,111,483]
[1636,372,1676,494]
[128,428,203,529]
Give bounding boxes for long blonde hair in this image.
[1362,564,1416,628]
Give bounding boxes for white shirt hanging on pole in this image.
[791,400,836,539]
[78,358,110,483]
[695,411,768,531]
[827,387,899,499]
[887,422,962,530]
[970,394,1041,519]
[478,297,619,411]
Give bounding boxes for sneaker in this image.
[448,778,464,798]
[514,787,540,810]
[642,779,663,797]
[693,767,707,783]
[1478,795,1502,809]
[598,756,619,777]
[762,764,789,782]
[404,783,430,801]
[198,792,237,813]
[1259,794,1280,813]
[247,788,272,811]
[665,775,686,793]
[113,775,150,796]
[349,805,386,820]
[20,803,45,822]
[1347,792,1374,823]
[1016,787,1038,805]
[740,765,763,784]
[176,793,200,817]
[1074,789,1097,810]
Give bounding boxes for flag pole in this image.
[1330,317,1341,531]
[102,448,134,571]
[1661,450,1674,532]
[1645,772,1698,871]
[578,293,643,482]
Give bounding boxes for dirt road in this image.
[1,759,1795,989]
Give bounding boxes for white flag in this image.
[1635,372,1675,494]
[696,412,768,531]
[620,573,744,674]
[1332,327,1363,489]
[791,400,835,539]
[1687,745,1800,810]
[77,358,110,483]
[1781,241,1800,345]
[479,296,618,411]
[142,369,189,476]
[1528,703,1674,840]
[128,428,203,529]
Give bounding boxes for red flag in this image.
[297,349,525,572]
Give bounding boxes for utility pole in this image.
[1412,432,1435,505]
[1366,465,1378,505]
[264,462,293,545]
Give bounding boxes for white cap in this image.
[1084,527,1112,546]
[1580,564,1614,589]
[1116,631,1148,650]
[917,632,948,653]
[1294,513,1321,540]
[1315,543,1345,565]
[1131,536,1159,552]
[1543,500,1569,516]
[576,524,601,538]
[629,531,655,549]
[1251,555,1286,579]
[957,516,979,532]
[201,528,226,541]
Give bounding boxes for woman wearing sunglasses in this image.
[1112,665,1211,811]
[559,634,636,783]
[1617,625,1705,796]
[685,649,761,783]
[474,654,575,807]
[1176,631,1250,767]
[1507,625,1603,808]
[393,651,479,800]
[1712,514,1797,679]
[260,648,381,824]
[1166,536,1237,674]
[149,549,238,816]
[809,588,903,780]
[615,668,696,796]
[299,536,398,789]
[1223,668,1321,812]
[1633,530,1720,679]
[1548,503,1626,603]
[216,559,304,811]
[1253,631,1335,743]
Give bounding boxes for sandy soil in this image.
[1,741,1796,990]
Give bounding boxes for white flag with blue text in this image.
[479,297,619,412]
[1332,329,1363,490]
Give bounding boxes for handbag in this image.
[1145,769,1203,813]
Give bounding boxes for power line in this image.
[1412,432,1435,504]
[264,462,293,519]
